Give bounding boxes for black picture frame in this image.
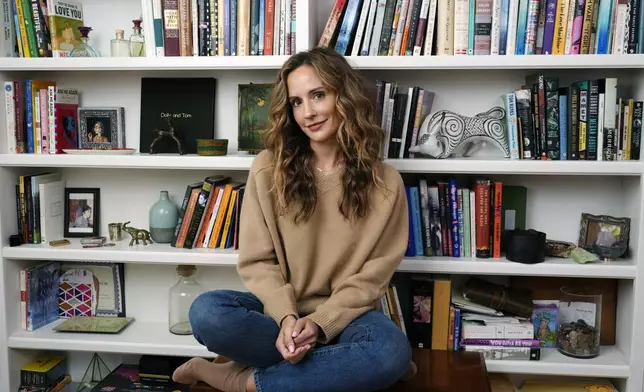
[64,188,100,238]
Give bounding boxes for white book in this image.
[454,0,470,54]
[399,87,414,158]
[4,81,16,154]
[361,0,380,54]
[351,0,373,55]
[273,0,281,55]
[369,0,388,55]
[424,0,438,54]
[39,180,65,244]
[564,0,576,53]
[505,0,520,54]
[603,78,618,160]
[436,0,455,55]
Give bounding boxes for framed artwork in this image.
[238,83,274,153]
[578,213,631,253]
[64,188,100,238]
[60,261,126,317]
[78,107,125,149]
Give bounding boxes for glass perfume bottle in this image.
[110,29,130,57]
[69,26,101,57]
[169,265,204,335]
[129,19,146,57]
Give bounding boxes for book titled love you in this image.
[139,77,216,154]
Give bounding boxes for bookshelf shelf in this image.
[398,257,637,279]
[3,241,636,279]
[2,241,239,266]
[0,56,293,71]
[7,319,215,358]
[7,319,628,379]
[1,54,644,72]
[0,153,641,175]
[345,54,644,70]
[484,346,630,378]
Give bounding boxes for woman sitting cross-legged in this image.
[172,46,415,392]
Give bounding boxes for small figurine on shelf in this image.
[120,221,153,246]
[149,119,185,155]
[69,26,101,57]
[129,19,145,57]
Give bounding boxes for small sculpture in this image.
[408,107,510,159]
[120,221,153,246]
[150,119,185,155]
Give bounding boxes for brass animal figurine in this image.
[120,221,153,246]
[149,119,185,155]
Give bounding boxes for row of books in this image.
[171,175,246,249]
[386,274,542,360]
[151,0,297,57]
[5,80,80,155]
[504,75,641,161]
[320,0,643,57]
[404,177,527,259]
[15,173,64,245]
[3,0,84,58]
[376,80,436,159]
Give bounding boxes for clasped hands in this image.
[276,315,319,364]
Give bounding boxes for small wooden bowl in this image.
[197,139,228,156]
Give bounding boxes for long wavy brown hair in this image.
[263,46,386,224]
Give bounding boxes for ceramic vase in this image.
[149,190,178,243]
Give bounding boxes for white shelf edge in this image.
[3,243,636,279]
[345,54,644,70]
[398,257,637,279]
[0,153,641,175]
[2,54,644,71]
[484,346,630,378]
[0,56,292,71]
[7,320,628,379]
[7,320,215,358]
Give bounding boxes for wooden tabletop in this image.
[383,349,492,392]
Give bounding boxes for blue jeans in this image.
[189,289,412,392]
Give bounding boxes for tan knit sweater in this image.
[237,150,409,343]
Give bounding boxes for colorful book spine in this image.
[541,0,557,54]
[449,179,460,257]
[515,0,529,53]
[504,92,520,160]
[559,88,568,160]
[524,0,540,53]
[335,0,363,55]
[595,0,613,53]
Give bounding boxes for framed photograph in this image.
[65,188,100,238]
[78,107,125,149]
[578,213,631,253]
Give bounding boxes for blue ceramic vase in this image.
[149,190,178,243]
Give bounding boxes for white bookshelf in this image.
[0,0,642,391]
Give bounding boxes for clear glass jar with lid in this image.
[110,29,130,57]
[169,265,205,335]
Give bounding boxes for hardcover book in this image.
[140,77,216,154]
